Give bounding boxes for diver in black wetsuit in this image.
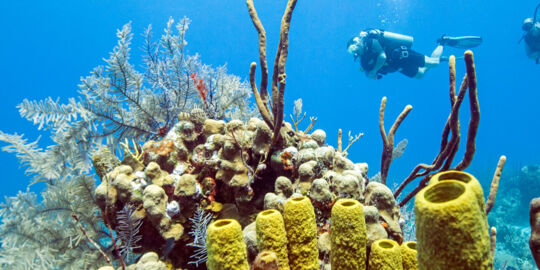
[346,29,482,79]
[521,3,540,63]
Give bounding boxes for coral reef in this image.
[88,105,394,268]
[488,164,538,269]
[0,14,256,269]
[0,0,518,267]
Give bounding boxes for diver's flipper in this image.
[440,56,465,62]
[437,35,483,49]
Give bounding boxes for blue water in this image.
[2,0,538,196]
[0,0,538,267]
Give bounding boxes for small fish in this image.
[392,138,408,160]
[190,73,208,108]
[161,237,176,259]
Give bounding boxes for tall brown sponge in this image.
[530,197,540,268]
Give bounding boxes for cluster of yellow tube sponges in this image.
[205,171,492,270]
[206,196,412,270]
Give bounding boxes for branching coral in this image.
[290,98,317,134]
[337,128,364,156]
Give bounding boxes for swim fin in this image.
[440,56,465,62]
[437,35,483,49]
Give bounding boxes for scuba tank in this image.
[381,31,414,49]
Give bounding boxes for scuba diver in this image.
[347,29,482,79]
[521,3,540,63]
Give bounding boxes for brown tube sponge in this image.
[530,197,540,268]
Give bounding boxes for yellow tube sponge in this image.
[283,196,319,270]
[330,198,367,270]
[415,180,492,270]
[429,170,489,234]
[429,170,485,212]
[256,209,290,270]
[206,219,249,270]
[400,241,418,270]
[369,239,403,270]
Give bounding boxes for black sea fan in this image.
[187,207,213,267]
[116,204,143,264]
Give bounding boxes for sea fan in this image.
[116,204,143,264]
[186,207,213,267]
[0,16,256,268]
